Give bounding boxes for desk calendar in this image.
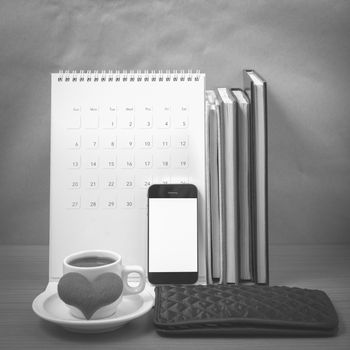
[49,71,206,280]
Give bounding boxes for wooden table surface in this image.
[0,244,349,349]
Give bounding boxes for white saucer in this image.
[32,282,154,333]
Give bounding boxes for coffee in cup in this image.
[68,256,116,268]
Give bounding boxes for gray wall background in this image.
[0,0,349,245]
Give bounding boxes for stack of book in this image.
[205,69,268,285]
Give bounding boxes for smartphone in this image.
[148,184,198,284]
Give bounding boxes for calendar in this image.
[49,70,206,280]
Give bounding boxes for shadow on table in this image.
[38,310,155,342]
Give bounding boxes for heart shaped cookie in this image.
[57,272,123,320]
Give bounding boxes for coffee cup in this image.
[61,250,146,319]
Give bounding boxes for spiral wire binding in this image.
[57,70,202,82]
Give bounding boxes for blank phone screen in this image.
[148,198,197,273]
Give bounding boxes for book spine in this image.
[228,100,240,284]
[217,100,227,284]
[259,81,269,285]
[243,70,269,285]
[235,92,253,282]
[205,96,213,285]
[215,100,225,284]
[217,88,240,284]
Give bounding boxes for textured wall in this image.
[0,0,350,245]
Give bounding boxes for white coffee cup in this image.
[63,250,146,319]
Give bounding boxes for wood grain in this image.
[0,244,349,349]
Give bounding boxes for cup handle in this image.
[121,265,146,295]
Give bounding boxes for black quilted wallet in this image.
[154,284,338,336]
